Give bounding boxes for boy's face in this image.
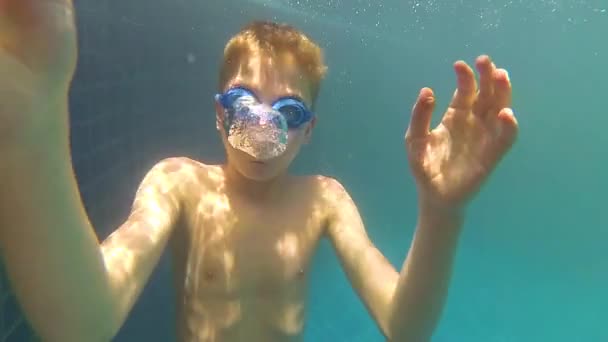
[215,52,316,182]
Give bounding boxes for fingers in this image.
[487,108,518,164]
[0,0,74,27]
[497,108,518,144]
[406,87,435,140]
[0,0,53,28]
[449,61,477,110]
[474,55,513,120]
[474,55,495,115]
[493,68,512,112]
[408,55,515,143]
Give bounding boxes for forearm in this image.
[0,102,118,341]
[387,202,464,341]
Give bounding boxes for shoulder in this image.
[309,175,355,217]
[312,175,351,200]
[150,156,207,174]
[143,157,221,195]
[148,157,223,178]
[308,175,365,238]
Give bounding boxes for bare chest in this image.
[174,194,325,298]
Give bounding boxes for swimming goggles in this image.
[215,86,314,129]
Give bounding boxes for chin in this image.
[234,159,286,182]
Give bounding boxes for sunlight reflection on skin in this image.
[98,153,369,341]
[423,120,489,196]
[175,162,336,340]
[101,158,185,320]
[96,47,380,341]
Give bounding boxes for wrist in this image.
[1,95,69,149]
[417,197,465,232]
[418,194,465,217]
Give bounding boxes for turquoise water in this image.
[262,1,608,340]
[1,0,606,341]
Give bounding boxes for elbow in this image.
[31,301,120,342]
[386,320,434,342]
[386,329,433,342]
[384,290,440,341]
[385,312,434,342]
[87,318,121,342]
[77,303,122,342]
[37,317,119,342]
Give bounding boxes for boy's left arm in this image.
[324,55,519,341]
[324,179,462,341]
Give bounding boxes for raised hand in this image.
[405,55,519,211]
[0,0,77,144]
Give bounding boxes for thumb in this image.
[495,108,518,150]
[406,87,435,141]
[487,108,519,166]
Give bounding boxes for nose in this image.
[256,109,279,126]
[258,114,271,125]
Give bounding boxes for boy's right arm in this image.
[0,1,181,340]
[1,151,183,341]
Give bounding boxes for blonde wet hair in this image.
[218,20,328,106]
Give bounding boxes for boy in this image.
[0,1,518,341]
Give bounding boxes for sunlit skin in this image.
[102,53,518,341]
[0,1,518,342]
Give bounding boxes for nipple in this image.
[204,270,215,281]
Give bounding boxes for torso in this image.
[170,162,328,342]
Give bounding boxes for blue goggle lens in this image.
[217,87,312,129]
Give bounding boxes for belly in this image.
[173,242,310,342]
[177,294,306,342]
[170,194,324,342]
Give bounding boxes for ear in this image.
[215,100,224,132]
[302,116,317,144]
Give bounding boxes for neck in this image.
[222,163,288,202]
